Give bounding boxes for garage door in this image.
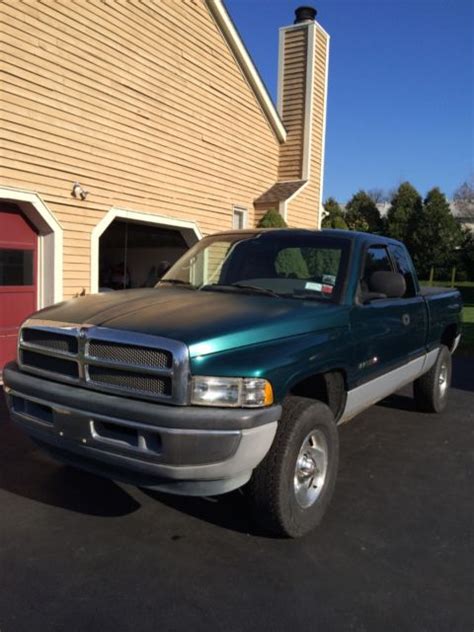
[0,204,37,370]
[99,220,188,290]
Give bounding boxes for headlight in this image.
[191,376,274,408]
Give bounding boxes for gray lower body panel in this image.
[339,348,440,424]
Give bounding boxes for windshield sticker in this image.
[322,284,334,295]
[322,274,336,285]
[305,281,322,292]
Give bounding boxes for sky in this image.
[226,0,474,203]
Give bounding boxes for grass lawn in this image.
[420,281,474,356]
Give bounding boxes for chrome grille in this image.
[18,320,189,404]
[88,366,171,396]
[21,349,79,379]
[22,328,78,354]
[88,340,171,369]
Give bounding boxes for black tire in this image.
[248,396,339,538]
[413,345,452,413]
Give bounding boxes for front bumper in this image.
[3,362,281,495]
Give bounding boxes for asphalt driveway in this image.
[0,358,473,632]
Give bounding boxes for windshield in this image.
[158,232,350,302]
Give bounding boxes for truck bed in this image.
[419,286,458,297]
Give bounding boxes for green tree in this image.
[304,248,341,278]
[410,187,463,278]
[257,208,287,228]
[386,181,423,244]
[256,210,309,277]
[345,191,382,233]
[321,197,348,229]
[275,248,309,278]
[459,228,474,281]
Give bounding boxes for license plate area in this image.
[54,409,91,442]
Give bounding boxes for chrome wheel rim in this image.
[293,429,328,509]
[438,362,448,398]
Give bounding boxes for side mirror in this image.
[368,271,406,300]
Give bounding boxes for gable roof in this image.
[205,0,287,143]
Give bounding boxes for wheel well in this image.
[441,324,458,351]
[289,370,347,421]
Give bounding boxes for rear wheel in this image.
[248,396,339,538]
[413,345,452,413]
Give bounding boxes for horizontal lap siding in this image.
[278,27,307,181]
[0,0,280,297]
[288,26,328,228]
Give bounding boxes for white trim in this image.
[205,0,287,143]
[278,181,309,224]
[232,205,248,229]
[286,181,309,203]
[277,28,285,116]
[90,207,202,294]
[302,22,316,181]
[0,186,63,307]
[278,200,288,222]
[317,26,331,229]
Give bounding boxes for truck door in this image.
[350,244,427,386]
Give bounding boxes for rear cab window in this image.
[361,245,393,293]
[389,245,418,297]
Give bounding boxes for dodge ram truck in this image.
[3,229,463,537]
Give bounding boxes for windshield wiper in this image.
[282,292,326,302]
[159,278,195,288]
[200,283,281,298]
[233,283,282,297]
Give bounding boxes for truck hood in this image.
[31,288,348,357]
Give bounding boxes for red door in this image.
[0,204,38,370]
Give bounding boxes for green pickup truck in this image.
[3,229,463,537]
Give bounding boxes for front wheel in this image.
[248,396,339,538]
[413,345,452,413]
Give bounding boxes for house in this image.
[0,0,330,368]
[450,202,474,233]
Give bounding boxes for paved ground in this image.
[0,359,473,632]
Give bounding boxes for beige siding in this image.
[278,27,307,181]
[287,26,328,228]
[0,0,280,297]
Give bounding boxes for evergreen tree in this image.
[322,197,348,229]
[410,187,463,278]
[459,228,474,281]
[386,182,422,244]
[304,248,341,278]
[275,249,309,278]
[345,191,382,233]
[257,208,287,228]
[256,210,309,277]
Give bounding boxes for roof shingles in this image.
[254,180,307,206]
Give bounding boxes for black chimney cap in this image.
[294,6,317,24]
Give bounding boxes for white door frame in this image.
[0,187,63,307]
[90,207,202,293]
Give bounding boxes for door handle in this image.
[402,313,410,326]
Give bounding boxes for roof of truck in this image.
[206,228,404,247]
